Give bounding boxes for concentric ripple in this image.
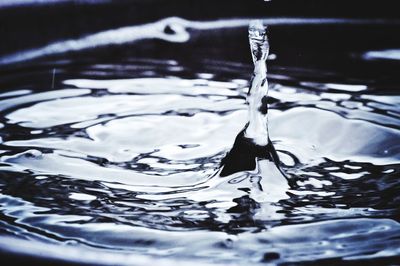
[0,55,399,265]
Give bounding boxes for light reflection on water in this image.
[0,17,399,265]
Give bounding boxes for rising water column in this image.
[219,20,281,177]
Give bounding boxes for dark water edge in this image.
[1,0,400,55]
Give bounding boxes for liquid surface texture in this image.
[0,16,399,265]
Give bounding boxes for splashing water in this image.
[246,20,270,146]
[219,20,288,207]
[0,17,399,265]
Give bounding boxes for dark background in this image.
[0,0,400,56]
[1,0,399,90]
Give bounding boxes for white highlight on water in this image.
[69,192,97,201]
[363,49,400,61]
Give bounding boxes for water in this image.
[0,17,400,265]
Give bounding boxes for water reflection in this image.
[0,12,399,263]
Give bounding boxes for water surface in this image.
[0,17,399,265]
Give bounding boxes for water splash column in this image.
[219,20,280,177]
[245,20,270,146]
